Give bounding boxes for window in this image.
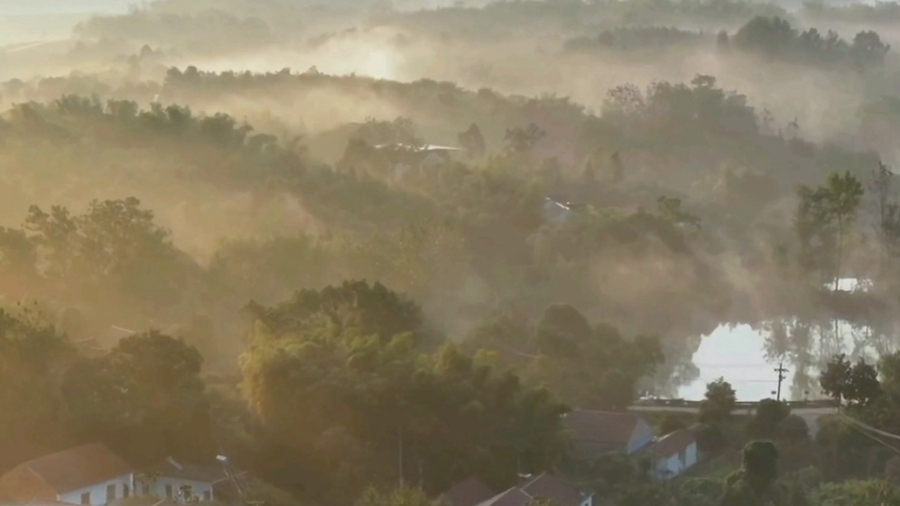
[123,484,130,499]
[203,491,211,502]
[107,484,116,503]
[81,492,90,505]
[165,484,173,499]
[180,485,193,502]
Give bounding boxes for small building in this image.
[373,143,464,181]
[73,325,136,359]
[0,443,134,506]
[648,429,698,480]
[138,457,228,504]
[562,410,654,458]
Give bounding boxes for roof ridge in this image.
[520,472,545,490]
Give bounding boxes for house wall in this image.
[58,474,133,506]
[578,496,593,506]
[0,466,58,503]
[626,418,655,454]
[686,442,698,469]
[141,477,214,503]
[653,442,699,480]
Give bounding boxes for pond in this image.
[676,279,889,401]
[676,321,894,401]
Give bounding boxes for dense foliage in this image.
[4,0,900,504]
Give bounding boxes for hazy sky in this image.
[0,0,136,15]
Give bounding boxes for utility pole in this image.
[775,362,789,402]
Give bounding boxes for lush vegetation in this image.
[731,16,891,69]
[5,0,900,504]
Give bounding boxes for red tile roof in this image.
[649,429,695,458]
[564,410,640,446]
[13,443,133,494]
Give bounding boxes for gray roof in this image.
[443,477,496,506]
[476,488,531,506]
[474,474,588,506]
[142,458,225,484]
[374,143,464,152]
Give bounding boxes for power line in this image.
[838,413,900,458]
[841,413,900,443]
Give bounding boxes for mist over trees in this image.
[5,0,900,505]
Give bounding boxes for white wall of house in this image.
[58,474,134,506]
[139,477,214,503]
[626,418,655,454]
[577,496,593,506]
[653,442,699,480]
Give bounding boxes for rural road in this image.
[629,405,838,437]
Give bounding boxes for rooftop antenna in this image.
[167,456,184,471]
[217,455,249,500]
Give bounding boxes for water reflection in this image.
[677,319,894,401]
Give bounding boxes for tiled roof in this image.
[474,474,588,506]
[142,458,226,484]
[563,410,640,446]
[14,443,133,494]
[443,477,496,506]
[649,429,696,458]
[210,471,251,504]
[520,473,585,506]
[476,488,531,506]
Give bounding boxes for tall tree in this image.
[746,399,791,439]
[0,308,73,470]
[795,171,864,286]
[62,331,213,465]
[458,123,486,158]
[720,441,789,506]
[869,163,900,273]
[526,306,662,410]
[24,197,197,312]
[819,354,882,409]
[240,285,567,502]
[826,171,865,284]
[700,378,737,424]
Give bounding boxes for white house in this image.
[648,429,698,480]
[138,457,228,504]
[0,443,135,506]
